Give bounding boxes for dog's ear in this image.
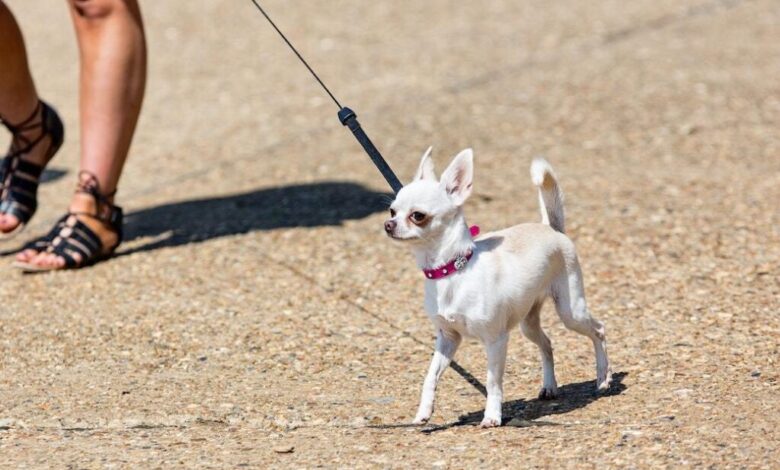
[440,148,473,206]
[413,146,436,182]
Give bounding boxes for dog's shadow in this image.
[417,371,627,433]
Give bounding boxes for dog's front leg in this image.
[481,334,508,427]
[413,329,461,424]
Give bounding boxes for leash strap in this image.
[249,0,404,194]
[338,108,403,193]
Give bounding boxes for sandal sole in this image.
[12,251,116,273]
[11,260,54,273]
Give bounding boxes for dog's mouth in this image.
[387,232,418,242]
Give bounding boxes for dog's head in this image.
[384,147,473,245]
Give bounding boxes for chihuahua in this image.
[385,148,611,427]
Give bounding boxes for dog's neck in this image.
[412,212,475,270]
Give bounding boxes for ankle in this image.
[3,101,49,166]
[69,173,117,221]
[69,192,114,222]
[69,192,99,215]
[1,97,40,127]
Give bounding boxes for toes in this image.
[0,213,20,233]
[596,369,613,393]
[480,416,501,428]
[597,378,612,393]
[54,254,67,268]
[28,253,49,268]
[16,249,40,263]
[413,409,432,425]
[51,254,66,269]
[18,247,82,270]
[412,417,429,426]
[30,252,64,269]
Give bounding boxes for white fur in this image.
[386,150,611,427]
[530,157,565,232]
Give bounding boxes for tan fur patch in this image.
[409,212,431,228]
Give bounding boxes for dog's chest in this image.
[423,278,484,336]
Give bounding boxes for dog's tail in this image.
[530,157,565,233]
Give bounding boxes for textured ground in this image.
[1,0,778,468]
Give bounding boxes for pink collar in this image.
[422,226,480,280]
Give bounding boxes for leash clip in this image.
[337,107,356,125]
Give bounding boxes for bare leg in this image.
[481,333,508,427]
[18,0,146,268]
[520,301,558,399]
[69,0,146,194]
[0,1,53,232]
[0,2,38,127]
[413,329,461,424]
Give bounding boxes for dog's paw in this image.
[596,369,613,393]
[413,404,433,425]
[596,378,612,393]
[479,416,501,428]
[538,386,559,400]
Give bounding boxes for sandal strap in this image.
[1,102,43,152]
[73,171,124,241]
[0,101,64,225]
[43,216,107,268]
[1,101,42,132]
[21,215,69,252]
[0,157,44,221]
[9,157,46,181]
[3,101,64,161]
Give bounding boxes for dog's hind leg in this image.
[520,300,558,399]
[551,260,612,392]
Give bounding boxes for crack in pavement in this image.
[269,254,489,397]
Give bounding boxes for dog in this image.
[384,147,611,427]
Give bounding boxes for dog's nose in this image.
[384,219,397,233]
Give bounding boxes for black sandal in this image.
[14,172,123,272]
[0,100,64,238]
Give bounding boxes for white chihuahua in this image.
[385,148,611,427]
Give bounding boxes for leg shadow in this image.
[40,167,67,184]
[118,181,391,256]
[421,371,628,433]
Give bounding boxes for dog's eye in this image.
[410,211,426,222]
[389,208,396,217]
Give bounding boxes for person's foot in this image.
[0,101,63,234]
[15,173,121,270]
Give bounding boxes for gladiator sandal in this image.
[14,172,123,272]
[0,100,64,238]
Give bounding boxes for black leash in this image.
[248,0,404,193]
